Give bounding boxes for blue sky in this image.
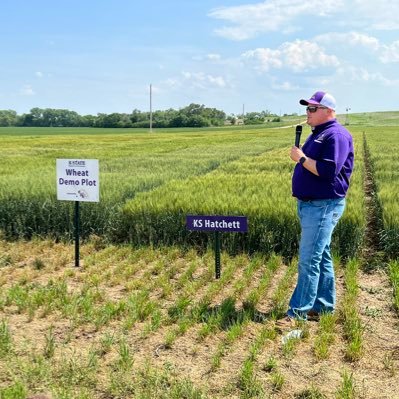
[1,0,399,116]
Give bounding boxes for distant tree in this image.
[117,114,133,128]
[1,104,227,128]
[159,108,178,127]
[19,113,33,126]
[169,114,188,128]
[81,114,96,127]
[130,108,147,124]
[187,115,210,127]
[178,103,225,127]
[29,107,44,126]
[0,110,18,126]
[151,110,168,128]
[18,107,82,127]
[94,113,106,127]
[244,112,265,125]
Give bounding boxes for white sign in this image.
[56,159,99,202]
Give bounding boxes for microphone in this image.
[295,125,302,147]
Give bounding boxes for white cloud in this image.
[315,32,380,52]
[281,40,340,71]
[315,32,399,64]
[341,66,399,85]
[209,0,344,40]
[352,0,399,30]
[164,78,179,88]
[380,41,399,63]
[164,71,229,91]
[207,75,227,87]
[241,48,282,71]
[346,32,381,50]
[183,72,227,88]
[35,71,44,78]
[207,53,221,61]
[271,81,299,91]
[191,53,223,63]
[242,40,339,72]
[20,85,35,96]
[209,1,399,41]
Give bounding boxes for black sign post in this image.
[186,215,248,279]
[215,231,221,279]
[74,201,80,267]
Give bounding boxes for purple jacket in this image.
[292,119,354,200]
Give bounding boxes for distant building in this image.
[224,118,244,126]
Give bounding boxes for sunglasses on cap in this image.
[306,106,328,113]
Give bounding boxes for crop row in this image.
[363,126,399,258]
[121,130,366,258]
[0,240,386,398]
[0,125,389,259]
[0,128,285,241]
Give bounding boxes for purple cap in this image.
[299,91,336,110]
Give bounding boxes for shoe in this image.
[275,315,296,331]
[307,310,320,321]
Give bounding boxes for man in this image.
[277,91,354,329]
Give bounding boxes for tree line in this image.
[0,104,278,128]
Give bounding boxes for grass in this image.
[314,312,337,359]
[295,385,326,399]
[269,259,298,318]
[337,110,399,126]
[270,370,285,392]
[43,325,55,359]
[0,381,27,399]
[365,126,399,258]
[263,355,277,372]
[0,320,12,357]
[389,260,399,313]
[341,259,364,362]
[237,358,264,398]
[335,369,356,399]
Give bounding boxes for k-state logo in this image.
[315,133,325,144]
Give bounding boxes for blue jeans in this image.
[287,198,345,320]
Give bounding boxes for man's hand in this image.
[290,146,319,176]
[290,146,305,163]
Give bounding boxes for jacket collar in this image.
[311,119,337,135]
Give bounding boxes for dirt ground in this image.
[0,241,398,398]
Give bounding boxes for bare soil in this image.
[0,240,398,398]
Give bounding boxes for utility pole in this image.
[345,107,351,126]
[149,84,153,133]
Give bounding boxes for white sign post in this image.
[56,159,99,267]
[56,159,99,202]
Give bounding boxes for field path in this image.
[354,268,399,399]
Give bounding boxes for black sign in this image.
[186,215,248,233]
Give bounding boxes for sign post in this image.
[214,231,221,279]
[186,215,248,279]
[74,201,80,267]
[56,159,99,267]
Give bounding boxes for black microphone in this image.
[295,125,302,147]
